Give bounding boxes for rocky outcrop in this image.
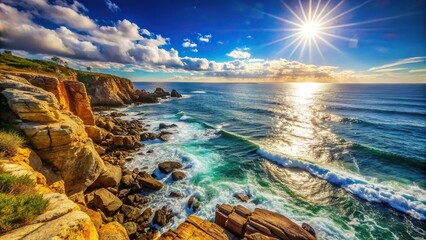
[159,215,238,240]
[63,81,95,125]
[12,73,96,125]
[0,75,105,196]
[0,150,100,240]
[215,204,316,240]
[170,89,182,98]
[82,74,137,106]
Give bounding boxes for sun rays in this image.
[263,0,379,61]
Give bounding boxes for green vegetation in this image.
[0,130,25,158]
[0,52,74,78]
[0,172,49,233]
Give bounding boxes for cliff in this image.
[0,53,136,107]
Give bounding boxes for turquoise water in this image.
[123,83,426,239]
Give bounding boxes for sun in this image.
[301,21,320,38]
[261,0,381,61]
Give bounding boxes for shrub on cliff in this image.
[0,172,49,233]
[0,130,25,157]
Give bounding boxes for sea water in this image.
[122,83,426,240]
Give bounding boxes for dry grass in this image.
[0,172,48,233]
[0,130,25,157]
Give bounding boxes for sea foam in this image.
[257,148,426,220]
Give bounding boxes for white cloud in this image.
[368,57,426,71]
[198,33,212,43]
[246,35,252,39]
[227,50,251,59]
[182,39,197,48]
[409,69,426,73]
[218,41,224,45]
[105,0,120,12]
[374,68,406,73]
[191,49,198,53]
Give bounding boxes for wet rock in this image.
[171,171,186,181]
[159,123,178,129]
[153,206,174,227]
[138,172,164,190]
[170,89,182,98]
[124,221,138,236]
[302,222,316,238]
[234,193,250,202]
[136,208,152,228]
[187,195,200,212]
[158,161,183,174]
[146,149,154,154]
[169,191,183,198]
[140,132,158,141]
[158,133,171,142]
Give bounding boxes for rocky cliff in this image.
[0,74,104,196]
[77,73,137,106]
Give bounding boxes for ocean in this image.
[122,82,426,239]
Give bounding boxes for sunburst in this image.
[261,0,390,61]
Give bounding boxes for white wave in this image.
[191,90,206,94]
[257,148,426,220]
[180,115,191,121]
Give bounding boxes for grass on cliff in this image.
[0,172,49,233]
[0,130,25,158]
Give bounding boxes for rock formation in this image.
[0,75,105,196]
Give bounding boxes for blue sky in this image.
[0,0,425,82]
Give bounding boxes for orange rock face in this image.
[159,215,238,240]
[64,81,95,125]
[214,204,317,240]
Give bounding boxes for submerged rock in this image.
[171,171,186,181]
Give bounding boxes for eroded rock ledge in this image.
[159,204,316,240]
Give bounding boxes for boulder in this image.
[158,161,183,174]
[85,125,105,144]
[170,89,182,98]
[99,221,130,240]
[138,172,164,190]
[112,135,125,147]
[92,162,122,188]
[158,215,237,240]
[171,171,186,181]
[169,191,183,198]
[153,206,174,227]
[121,204,141,220]
[33,193,80,223]
[140,132,158,141]
[234,193,250,202]
[93,188,123,215]
[123,221,138,236]
[121,174,134,187]
[159,123,178,129]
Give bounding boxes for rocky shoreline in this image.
[0,72,317,240]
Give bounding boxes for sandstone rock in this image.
[138,172,164,190]
[123,222,138,236]
[33,193,79,223]
[79,204,103,231]
[92,162,122,188]
[158,161,183,174]
[1,76,105,196]
[234,193,250,202]
[248,208,316,240]
[234,205,251,218]
[121,204,141,220]
[136,208,152,228]
[225,212,247,237]
[64,81,95,125]
[113,135,125,147]
[26,75,70,111]
[121,174,134,187]
[95,144,106,155]
[99,221,130,240]
[171,171,186,181]
[159,215,238,240]
[94,188,123,215]
[2,211,98,240]
[84,75,137,106]
[86,125,106,144]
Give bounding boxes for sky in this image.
[0,0,425,83]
